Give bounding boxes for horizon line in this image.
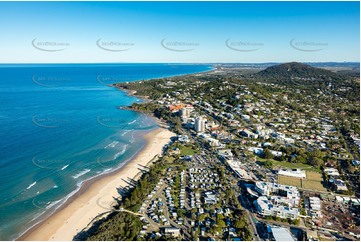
[0,61,359,65]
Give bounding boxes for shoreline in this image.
[17,66,209,241]
[19,126,174,241]
[113,65,216,100]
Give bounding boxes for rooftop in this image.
[269,226,295,241]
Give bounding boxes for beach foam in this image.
[113,144,128,160]
[121,130,131,137]
[72,169,91,179]
[26,182,37,190]
[61,165,69,170]
[128,119,136,125]
[104,141,119,149]
[21,127,175,241]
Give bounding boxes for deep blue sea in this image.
[0,63,212,240]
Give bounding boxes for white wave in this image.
[20,176,96,240]
[113,145,128,160]
[61,164,69,170]
[104,141,119,149]
[121,130,131,137]
[130,133,135,144]
[103,168,112,173]
[44,199,62,210]
[26,182,37,190]
[72,169,91,179]
[128,119,136,125]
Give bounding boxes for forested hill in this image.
[254,62,344,84]
[252,62,359,100]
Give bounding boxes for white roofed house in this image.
[240,129,259,139]
[270,150,283,157]
[324,167,340,177]
[333,179,348,192]
[241,114,250,121]
[163,227,181,237]
[203,191,217,205]
[248,146,263,156]
[272,131,286,141]
[284,137,295,144]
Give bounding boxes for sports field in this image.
[278,171,327,191]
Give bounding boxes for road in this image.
[238,193,261,241]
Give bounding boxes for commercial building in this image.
[254,182,300,206]
[218,149,233,161]
[254,196,299,220]
[253,182,300,220]
[278,168,306,179]
[268,225,295,241]
[179,107,191,118]
[308,196,322,218]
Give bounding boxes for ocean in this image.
[0,63,212,240]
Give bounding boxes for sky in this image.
[0,1,359,63]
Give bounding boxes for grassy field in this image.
[305,171,323,180]
[180,146,197,156]
[302,171,327,191]
[278,175,302,187]
[164,156,176,162]
[278,171,327,191]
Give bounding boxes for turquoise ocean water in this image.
[0,63,212,240]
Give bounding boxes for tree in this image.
[177,208,187,218]
[301,208,307,216]
[289,156,297,163]
[263,160,273,168]
[234,218,246,229]
[198,213,208,221]
[217,213,224,221]
[211,225,222,235]
[192,230,199,241]
[309,156,323,167]
[217,216,227,229]
[263,148,273,159]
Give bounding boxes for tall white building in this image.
[179,108,191,118]
[195,117,206,132]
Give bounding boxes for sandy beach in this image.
[21,126,174,241]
